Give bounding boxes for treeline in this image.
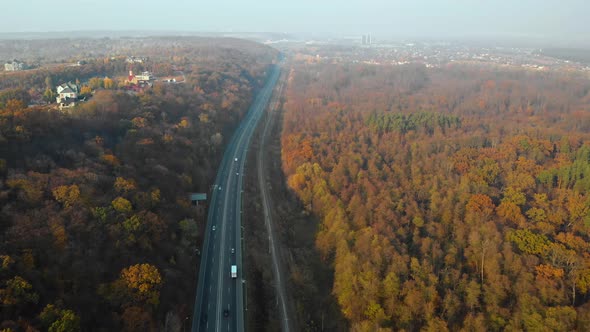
[0,39,277,331]
[281,63,590,331]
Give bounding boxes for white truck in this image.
[231,265,237,279]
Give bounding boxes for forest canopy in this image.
[282,62,590,331]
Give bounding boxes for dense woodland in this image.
[0,38,277,331]
[282,62,590,331]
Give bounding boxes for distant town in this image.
[270,37,590,73]
[2,33,590,76]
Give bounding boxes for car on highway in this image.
[231,265,237,278]
[223,309,229,317]
[234,157,238,162]
[212,225,216,231]
[231,248,235,254]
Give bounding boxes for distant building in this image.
[126,56,148,64]
[56,82,80,109]
[4,59,26,71]
[126,70,154,85]
[57,82,79,101]
[135,71,154,82]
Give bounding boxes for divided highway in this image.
[192,64,281,332]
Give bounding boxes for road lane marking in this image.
[192,65,279,332]
[216,154,234,331]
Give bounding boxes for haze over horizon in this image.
[1,0,589,46]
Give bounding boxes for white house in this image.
[56,82,80,109]
[56,82,79,101]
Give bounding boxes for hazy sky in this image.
[2,0,588,42]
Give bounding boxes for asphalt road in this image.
[192,64,281,332]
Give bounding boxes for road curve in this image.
[192,63,281,332]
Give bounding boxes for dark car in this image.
[223,309,230,317]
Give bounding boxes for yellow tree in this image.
[0,276,39,306]
[103,77,115,89]
[114,177,137,193]
[39,304,81,332]
[120,264,162,306]
[52,184,81,208]
[177,118,190,128]
[112,197,132,213]
[101,154,120,166]
[80,85,92,96]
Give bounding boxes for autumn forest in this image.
[3,34,590,332]
[281,62,590,331]
[0,37,277,331]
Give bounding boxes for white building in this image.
[4,60,25,71]
[126,56,147,64]
[135,71,154,82]
[56,82,79,106]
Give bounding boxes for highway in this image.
[192,63,281,332]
